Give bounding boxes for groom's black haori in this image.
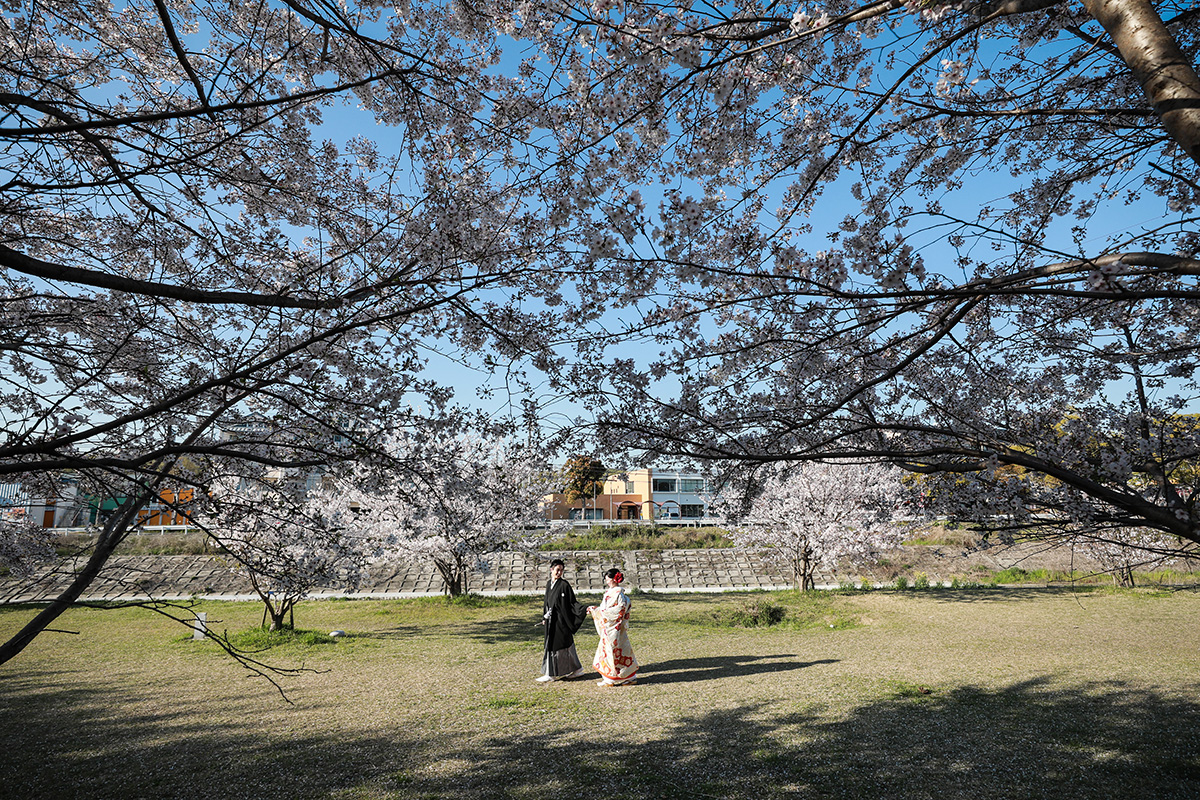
[542,559,588,678]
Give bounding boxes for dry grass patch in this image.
[54,530,217,556]
[1,588,1197,799]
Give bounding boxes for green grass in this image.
[885,680,938,701]
[1,589,1198,799]
[226,627,340,650]
[699,597,788,627]
[540,524,733,550]
[402,593,534,609]
[986,566,1085,584]
[972,566,1200,587]
[691,590,864,631]
[1135,568,1200,586]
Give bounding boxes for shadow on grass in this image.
[897,586,1090,603]
[3,667,1198,799]
[446,596,715,648]
[344,624,425,640]
[450,612,550,646]
[436,677,1200,800]
[911,585,1200,604]
[639,654,838,685]
[0,667,424,800]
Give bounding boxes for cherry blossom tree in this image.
[0,0,585,664]
[5,0,1199,666]
[487,0,1200,556]
[201,476,387,630]
[338,433,559,596]
[1070,527,1186,586]
[733,463,905,590]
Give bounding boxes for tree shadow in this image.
[452,612,552,646]
[444,604,709,649]
[1,667,1197,798]
[916,586,1086,603]
[918,585,1200,604]
[433,677,1200,799]
[0,668,425,800]
[346,624,424,640]
[639,654,838,685]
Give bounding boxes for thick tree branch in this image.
[150,0,210,108]
[0,244,334,308]
[0,482,158,665]
[1082,0,1200,166]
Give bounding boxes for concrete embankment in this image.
[0,542,1158,604]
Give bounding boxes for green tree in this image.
[562,455,607,519]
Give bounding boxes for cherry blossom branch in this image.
[0,65,420,138]
[131,600,323,703]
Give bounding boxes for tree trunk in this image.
[1114,562,1136,588]
[1082,0,1200,166]
[0,487,155,665]
[799,549,815,592]
[435,560,465,597]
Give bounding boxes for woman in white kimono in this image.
[587,568,639,687]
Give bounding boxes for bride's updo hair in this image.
[604,568,624,584]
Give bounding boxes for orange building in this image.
[542,468,714,523]
[13,482,197,530]
[135,488,196,527]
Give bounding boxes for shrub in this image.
[708,599,787,628]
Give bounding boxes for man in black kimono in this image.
[537,559,589,682]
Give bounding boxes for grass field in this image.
[1,588,1197,799]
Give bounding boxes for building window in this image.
[652,478,676,493]
[680,504,704,518]
[679,478,706,493]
